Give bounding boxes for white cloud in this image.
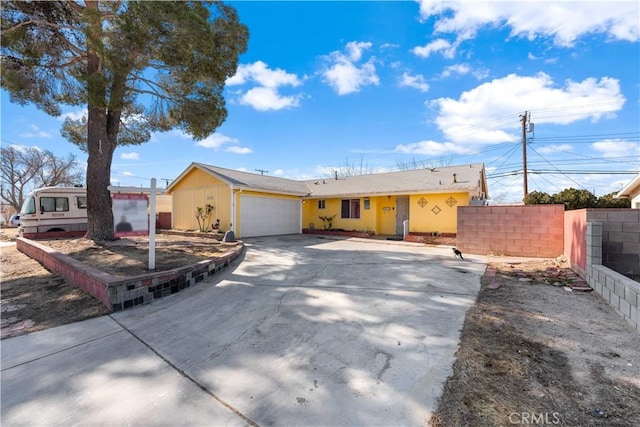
[416,1,639,48]
[5,144,39,153]
[195,132,252,154]
[196,133,239,149]
[121,171,135,177]
[19,125,52,138]
[240,87,301,111]
[592,139,640,158]
[430,73,625,144]
[226,60,303,111]
[412,38,457,59]
[440,64,491,81]
[58,110,86,121]
[394,140,468,156]
[273,169,284,176]
[121,152,139,160]
[225,146,253,154]
[322,41,379,95]
[345,41,372,61]
[440,63,470,78]
[227,60,301,88]
[398,72,429,92]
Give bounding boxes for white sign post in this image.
[109,178,163,270]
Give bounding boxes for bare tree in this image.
[395,156,452,171]
[327,156,374,179]
[0,146,84,211]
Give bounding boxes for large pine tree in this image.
[1,1,248,240]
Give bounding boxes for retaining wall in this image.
[457,205,564,257]
[16,237,244,312]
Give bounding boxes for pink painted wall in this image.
[457,205,564,258]
[564,209,587,277]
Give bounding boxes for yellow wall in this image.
[155,195,172,213]
[302,193,469,235]
[409,192,469,234]
[303,196,392,233]
[169,168,232,231]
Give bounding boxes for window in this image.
[21,196,36,214]
[341,199,360,219]
[40,197,69,213]
[76,196,87,209]
[318,199,326,210]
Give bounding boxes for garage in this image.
[239,195,301,238]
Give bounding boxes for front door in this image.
[395,196,409,235]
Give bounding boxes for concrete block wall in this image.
[457,205,564,257]
[586,209,640,281]
[586,222,640,332]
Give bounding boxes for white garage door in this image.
[240,195,301,238]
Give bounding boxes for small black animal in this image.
[452,247,464,260]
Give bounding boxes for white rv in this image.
[19,186,88,238]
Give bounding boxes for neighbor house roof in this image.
[168,162,488,198]
[615,173,640,199]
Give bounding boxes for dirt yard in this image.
[2,228,639,426]
[430,258,640,427]
[0,227,239,339]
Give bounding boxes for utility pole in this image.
[255,168,268,176]
[520,111,529,200]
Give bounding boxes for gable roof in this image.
[615,173,640,198]
[303,163,487,198]
[168,162,488,198]
[167,163,310,196]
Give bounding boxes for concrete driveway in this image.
[1,235,486,427]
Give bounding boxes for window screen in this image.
[40,197,69,212]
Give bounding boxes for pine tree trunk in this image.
[85,105,116,241]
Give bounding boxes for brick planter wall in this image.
[16,237,244,312]
[457,205,564,257]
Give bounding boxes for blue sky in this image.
[1,0,639,203]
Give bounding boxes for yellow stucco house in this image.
[166,162,489,238]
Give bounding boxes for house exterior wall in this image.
[302,193,469,235]
[409,192,468,235]
[302,196,380,233]
[155,194,172,213]
[169,168,232,231]
[457,205,564,257]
